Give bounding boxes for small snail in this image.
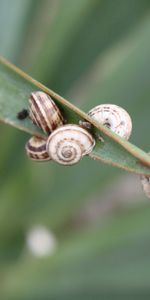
[25,136,51,161]
[46,124,95,165]
[140,175,150,198]
[29,91,64,134]
[140,152,150,198]
[17,109,28,120]
[88,104,132,140]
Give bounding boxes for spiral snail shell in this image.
[29,91,64,134]
[25,136,51,161]
[46,124,95,165]
[88,104,132,140]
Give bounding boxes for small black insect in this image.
[17,109,28,120]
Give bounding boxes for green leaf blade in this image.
[0,56,150,175]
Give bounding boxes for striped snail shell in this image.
[25,136,51,161]
[88,104,132,140]
[29,91,64,134]
[46,124,95,165]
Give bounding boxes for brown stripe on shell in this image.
[28,153,50,161]
[30,94,50,133]
[50,100,65,128]
[38,93,64,131]
[27,141,47,153]
[25,136,51,161]
[29,98,42,128]
[29,92,64,134]
[29,104,42,128]
[36,92,54,132]
[29,94,50,133]
[89,106,113,117]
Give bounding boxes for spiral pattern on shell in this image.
[29,91,64,134]
[46,124,95,165]
[25,136,51,161]
[88,104,132,140]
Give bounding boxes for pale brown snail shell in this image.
[140,152,150,198]
[46,124,95,165]
[25,136,51,161]
[29,91,64,134]
[88,104,132,140]
[140,175,150,198]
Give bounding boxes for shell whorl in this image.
[46,124,95,165]
[29,91,64,134]
[88,104,132,140]
[25,136,51,161]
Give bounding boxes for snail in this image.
[46,124,95,165]
[140,152,150,198]
[29,91,65,134]
[25,136,51,161]
[88,104,132,140]
[17,109,28,120]
[140,175,150,198]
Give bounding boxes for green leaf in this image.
[0,57,150,175]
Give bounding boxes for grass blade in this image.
[0,56,150,175]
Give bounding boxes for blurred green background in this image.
[1,0,150,299]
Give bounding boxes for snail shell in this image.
[88,104,132,140]
[140,175,150,198]
[46,124,95,165]
[29,91,64,134]
[25,136,51,161]
[140,152,150,198]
